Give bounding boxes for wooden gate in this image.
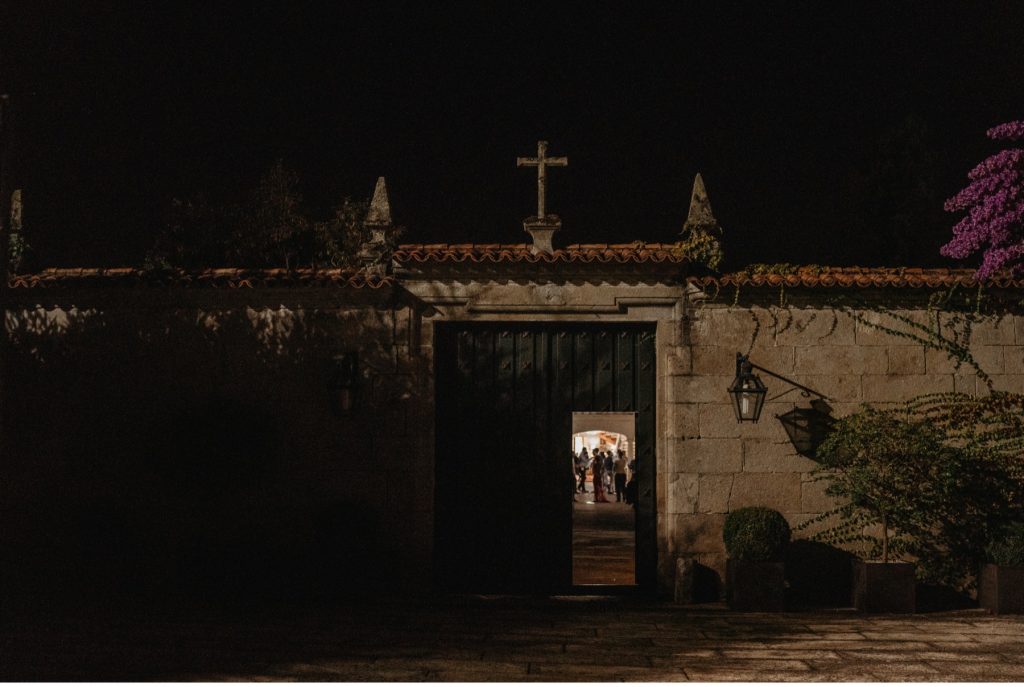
[434,322,656,593]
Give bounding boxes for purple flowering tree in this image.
[942,121,1024,278]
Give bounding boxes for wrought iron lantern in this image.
[728,352,832,424]
[727,353,767,422]
[777,400,835,458]
[328,352,359,414]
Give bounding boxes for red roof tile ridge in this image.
[8,266,395,289]
[393,242,688,265]
[689,265,1022,288]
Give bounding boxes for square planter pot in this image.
[726,560,785,611]
[978,563,1024,615]
[852,560,915,613]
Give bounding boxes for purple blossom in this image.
[966,148,1024,180]
[987,121,1024,141]
[943,121,1024,278]
[944,167,1022,212]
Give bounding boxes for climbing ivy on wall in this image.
[666,227,724,271]
[695,269,1024,588]
[699,264,1019,383]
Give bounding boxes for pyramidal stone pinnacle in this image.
[366,176,393,227]
[682,173,718,233]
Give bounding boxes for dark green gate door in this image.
[434,322,656,593]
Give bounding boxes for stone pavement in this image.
[3,595,1024,681]
[573,497,636,585]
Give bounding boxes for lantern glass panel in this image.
[729,372,767,422]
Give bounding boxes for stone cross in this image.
[517,140,567,220]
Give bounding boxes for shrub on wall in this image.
[987,522,1024,567]
[723,507,791,562]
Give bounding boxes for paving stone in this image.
[967,633,1024,645]
[925,661,1024,677]
[566,640,690,655]
[927,640,987,651]
[650,657,811,671]
[763,639,935,651]
[6,598,1024,681]
[650,637,771,650]
[372,657,530,675]
[682,668,816,681]
[803,623,867,631]
[430,668,548,681]
[491,649,651,667]
[790,632,867,641]
[479,642,565,657]
[720,648,843,660]
[856,662,942,675]
[543,634,650,647]
[915,651,1007,662]
[861,630,977,642]
[799,669,883,682]
[958,630,1024,638]
[702,630,823,640]
[530,662,687,681]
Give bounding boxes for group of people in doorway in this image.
[572,447,637,505]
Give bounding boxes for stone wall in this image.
[1,297,433,604]
[660,298,1024,595]
[5,277,1023,603]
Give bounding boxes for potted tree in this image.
[807,399,1024,611]
[810,407,939,613]
[724,506,790,611]
[979,522,1024,614]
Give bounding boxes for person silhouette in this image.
[592,450,609,503]
[576,447,590,493]
[613,450,628,502]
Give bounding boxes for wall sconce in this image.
[728,352,831,423]
[329,352,359,414]
[727,354,767,422]
[777,400,835,458]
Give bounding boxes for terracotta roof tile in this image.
[8,268,394,289]
[393,243,689,264]
[7,263,1022,291]
[688,267,1024,289]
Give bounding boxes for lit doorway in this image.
[571,412,637,586]
[434,323,655,593]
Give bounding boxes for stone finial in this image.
[365,176,392,227]
[358,177,396,275]
[7,189,24,274]
[10,189,22,233]
[681,173,718,233]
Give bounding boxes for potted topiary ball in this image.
[979,522,1024,615]
[723,506,791,611]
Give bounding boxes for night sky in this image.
[3,2,1023,270]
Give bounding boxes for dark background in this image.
[3,2,1022,270]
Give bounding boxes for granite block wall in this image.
[659,303,1024,595]
[5,281,1023,602]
